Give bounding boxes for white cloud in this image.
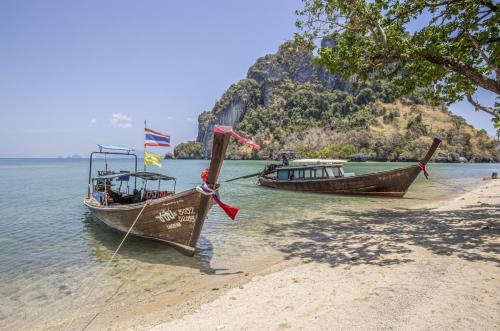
[89,118,97,127]
[186,117,197,124]
[110,113,132,128]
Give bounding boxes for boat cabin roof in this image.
[276,164,344,171]
[292,158,347,164]
[98,144,134,153]
[96,171,176,181]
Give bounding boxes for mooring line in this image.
[431,178,500,197]
[64,200,150,331]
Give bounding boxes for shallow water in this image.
[0,158,498,329]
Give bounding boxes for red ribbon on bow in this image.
[200,168,239,220]
[417,162,429,179]
[213,196,239,220]
[214,126,261,150]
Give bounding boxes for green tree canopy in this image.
[295,0,499,131]
[174,141,203,159]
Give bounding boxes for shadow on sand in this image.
[265,204,499,267]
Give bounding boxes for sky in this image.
[0,0,497,157]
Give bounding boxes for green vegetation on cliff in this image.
[197,41,498,162]
[174,141,203,159]
[232,82,496,161]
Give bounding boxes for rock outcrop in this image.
[196,41,344,156]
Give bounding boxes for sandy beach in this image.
[146,179,499,331]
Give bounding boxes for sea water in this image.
[0,158,498,329]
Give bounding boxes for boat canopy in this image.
[98,144,134,153]
[132,172,176,181]
[276,164,343,171]
[292,158,347,164]
[96,171,176,181]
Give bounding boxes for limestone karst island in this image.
[1,1,498,330]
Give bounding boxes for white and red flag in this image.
[145,128,171,147]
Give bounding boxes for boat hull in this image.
[84,189,213,256]
[258,165,421,197]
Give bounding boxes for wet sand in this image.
[149,179,500,331]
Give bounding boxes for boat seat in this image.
[92,192,105,204]
[107,189,142,204]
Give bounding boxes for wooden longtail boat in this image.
[84,127,232,256]
[256,137,441,197]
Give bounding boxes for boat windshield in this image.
[325,167,334,177]
[325,166,342,178]
[274,165,344,181]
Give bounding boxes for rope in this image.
[431,178,500,197]
[65,200,150,331]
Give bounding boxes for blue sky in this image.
[0,0,496,157]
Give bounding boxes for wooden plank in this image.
[189,129,231,247]
[421,137,442,164]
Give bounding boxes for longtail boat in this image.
[84,126,245,256]
[229,137,441,198]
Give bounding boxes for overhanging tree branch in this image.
[465,94,497,116]
[464,31,499,78]
[479,0,498,11]
[296,0,500,120]
[422,54,500,94]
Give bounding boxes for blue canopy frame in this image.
[98,144,134,153]
[87,145,138,197]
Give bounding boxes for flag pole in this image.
[144,120,147,172]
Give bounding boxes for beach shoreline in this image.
[63,178,499,331]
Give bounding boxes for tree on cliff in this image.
[295,0,499,132]
[174,141,203,159]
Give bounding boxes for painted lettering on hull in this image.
[156,209,177,223]
[155,204,197,230]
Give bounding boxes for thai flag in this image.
[145,128,171,147]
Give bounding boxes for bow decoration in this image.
[417,162,429,179]
[197,168,239,220]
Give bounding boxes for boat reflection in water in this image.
[81,212,215,272]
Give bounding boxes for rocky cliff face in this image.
[196,41,344,156]
[197,79,261,155]
[196,41,498,162]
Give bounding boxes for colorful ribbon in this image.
[195,126,254,220]
[197,168,239,221]
[214,126,261,150]
[417,162,429,179]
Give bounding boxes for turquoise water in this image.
[0,158,498,329]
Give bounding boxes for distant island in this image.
[174,40,498,162]
[57,154,82,159]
